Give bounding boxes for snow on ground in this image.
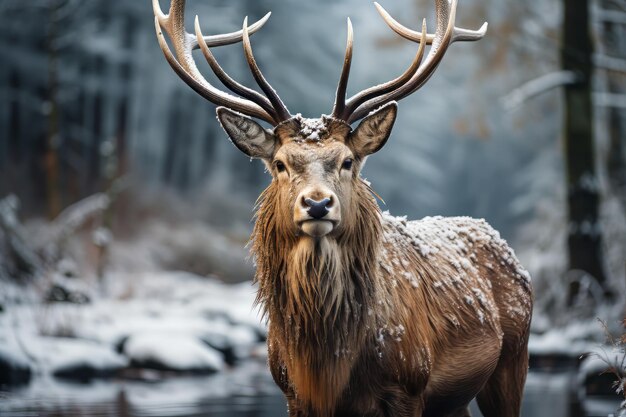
[28,336,128,377]
[0,271,265,384]
[124,333,224,372]
[528,321,601,357]
[1,259,623,417]
[2,268,618,382]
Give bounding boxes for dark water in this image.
[0,368,621,417]
[0,394,286,417]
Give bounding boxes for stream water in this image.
[0,366,621,417]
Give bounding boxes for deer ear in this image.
[349,102,397,157]
[216,107,276,159]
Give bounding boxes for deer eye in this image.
[341,158,353,170]
[275,160,287,173]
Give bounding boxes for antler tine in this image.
[194,16,278,120]
[374,2,487,45]
[340,18,428,121]
[331,18,354,119]
[242,17,292,123]
[374,3,435,45]
[345,0,488,124]
[153,0,279,124]
[153,0,272,50]
[191,12,271,50]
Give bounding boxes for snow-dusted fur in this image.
[250,117,533,417]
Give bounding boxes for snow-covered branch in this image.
[596,8,626,24]
[501,71,579,110]
[0,195,41,276]
[594,92,626,108]
[595,54,626,74]
[605,0,626,13]
[51,193,110,242]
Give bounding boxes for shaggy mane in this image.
[251,179,386,413]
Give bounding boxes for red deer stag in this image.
[153,1,533,416]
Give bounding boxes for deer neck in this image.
[251,183,385,411]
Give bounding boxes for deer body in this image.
[259,208,532,417]
[153,1,532,415]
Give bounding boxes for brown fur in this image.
[245,115,533,417]
[254,175,384,412]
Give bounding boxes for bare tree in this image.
[561,0,611,303]
[598,1,626,210]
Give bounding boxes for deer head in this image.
[153,0,487,239]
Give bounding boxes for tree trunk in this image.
[601,2,626,301]
[45,0,62,219]
[602,3,626,212]
[561,0,609,303]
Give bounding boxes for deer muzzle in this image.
[295,189,341,238]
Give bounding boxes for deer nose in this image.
[304,197,331,220]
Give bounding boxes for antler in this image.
[333,0,488,124]
[153,0,291,125]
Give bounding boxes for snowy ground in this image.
[0,271,267,385]
[0,269,621,381]
[0,266,623,417]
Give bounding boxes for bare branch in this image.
[594,54,626,74]
[594,92,626,108]
[501,71,579,110]
[596,8,626,24]
[605,0,626,13]
[0,195,41,276]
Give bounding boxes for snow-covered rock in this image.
[529,331,593,357]
[0,271,266,385]
[528,322,607,372]
[529,320,605,356]
[32,336,127,380]
[578,347,625,397]
[0,344,32,386]
[123,333,224,373]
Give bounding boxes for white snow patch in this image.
[516,266,532,282]
[124,333,224,372]
[0,343,31,371]
[29,336,127,375]
[0,271,265,381]
[293,115,328,142]
[460,258,473,270]
[529,329,595,356]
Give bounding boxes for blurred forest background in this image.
[1,0,624,315]
[0,0,625,414]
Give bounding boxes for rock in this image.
[0,347,32,387]
[197,320,259,365]
[28,337,128,382]
[45,284,90,304]
[53,363,118,382]
[578,348,624,397]
[123,333,224,374]
[528,329,595,372]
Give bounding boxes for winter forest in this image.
[0,0,625,416]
